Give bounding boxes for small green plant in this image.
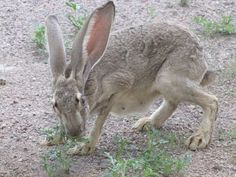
[42,125,65,145]
[41,125,90,176]
[41,148,72,177]
[42,125,89,146]
[194,16,236,35]
[179,0,188,7]
[147,7,156,18]
[103,130,191,177]
[228,127,236,139]
[41,155,56,177]
[33,24,46,50]
[66,1,86,30]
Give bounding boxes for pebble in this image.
[212,164,222,171]
[99,159,109,169]
[1,124,7,129]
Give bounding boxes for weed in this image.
[42,125,65,145]
[66,1,86,30]
[228,127,236,139]
[179,0,188,7]
[33,24,46,50]
[41,148,71,177]
[41,125,90,176]
[41,125,89,146]
[147,7,156,18]
[103,130,191,177]
[41,155,57,177]
[194,16,236,35]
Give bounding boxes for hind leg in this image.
[157,74,218,150]
[132,99,177,131]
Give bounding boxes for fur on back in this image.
[84,22,208,114]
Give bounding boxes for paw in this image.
[185,131,211,150]
[81,143,95,155]
[67,143,95,155]
[132,117,151,131]
[40,133,65,146]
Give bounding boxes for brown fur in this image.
[46,1,218,154]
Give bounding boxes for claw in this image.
[67,142,95,155]
[132,117,151,131]
[185,131,211,150]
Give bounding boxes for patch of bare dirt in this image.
[0,0,236,177]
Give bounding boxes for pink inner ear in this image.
[86,15,110,65]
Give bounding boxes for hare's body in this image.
[85,23,207,115]
[45,1,218,155]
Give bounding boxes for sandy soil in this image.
[0,0,236,177]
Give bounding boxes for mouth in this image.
[59,112,86,137]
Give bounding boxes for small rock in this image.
[22,127,27,131]
[99,159,109,169]
[212,165,222,171]
[31,165,37,171]
[12,100,18,104]
[1,124,6,129]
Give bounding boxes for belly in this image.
[110,90,158,116]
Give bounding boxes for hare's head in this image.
[52,76,86,136]
[45,1,115,137]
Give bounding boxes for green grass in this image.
[66,1,86,30]
[41,125,90,177]
[194,16,236,35]
[33,2,87,52]
[219,125,236,141]
[41,147,72,177]
[32,24,46,50]
[228,127,236,139]
[42,125,89,145]
[42,125,65,145]
[103,129,191,177]
[147,7,156,18]
[179,0,188,7]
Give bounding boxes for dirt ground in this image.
[0,0,236,177]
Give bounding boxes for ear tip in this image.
[107,1,115,6]
[46,15,58,23]
[105,1,115,10]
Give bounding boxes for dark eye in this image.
[75,97,79,104]
[53,102,58,109]
[80,97,85,105]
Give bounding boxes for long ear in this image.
[45,15,66,83]
[70,1,115,80]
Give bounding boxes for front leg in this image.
[68,107,110,155]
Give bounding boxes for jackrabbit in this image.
[45,1,218,155]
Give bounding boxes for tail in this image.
[200,70,216,86]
